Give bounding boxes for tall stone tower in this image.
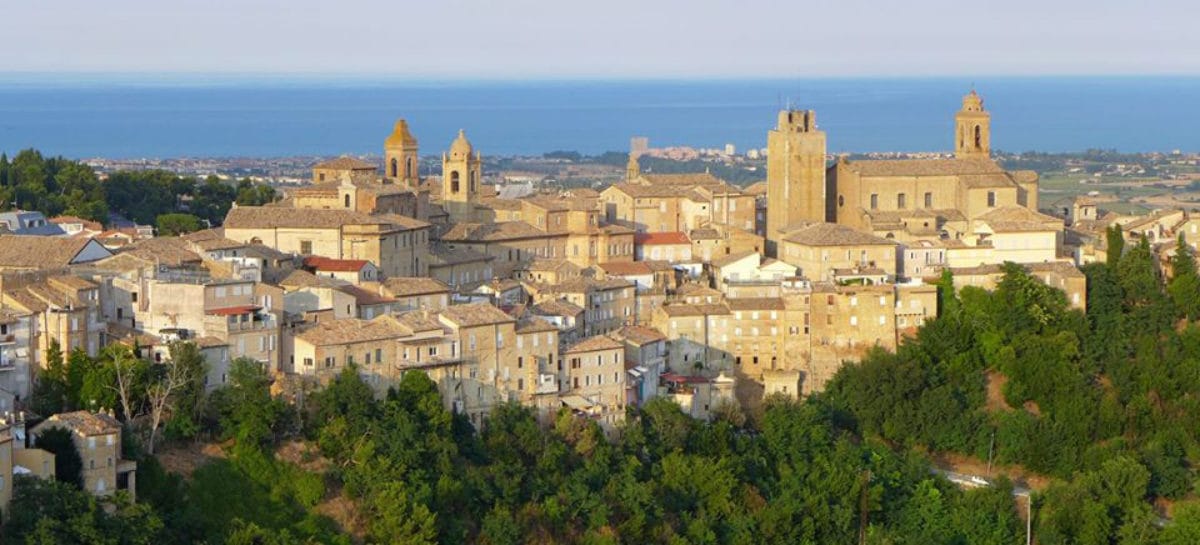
[385,119,420,187]
[442,129,482,224]
[766,109,827,255]
[954,90,991,159]
[626,152,640,181]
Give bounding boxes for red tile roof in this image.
[304,256,371,272]
[206,304,261,316]
[635,232,691,245]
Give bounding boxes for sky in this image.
[2,0,1198,78]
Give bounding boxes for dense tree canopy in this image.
[0,150,277,228]
[13,226,1200,543]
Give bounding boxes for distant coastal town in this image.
[5,89,1200,543]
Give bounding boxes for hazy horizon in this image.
[5,0,1199,77]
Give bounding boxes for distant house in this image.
[0,211,66,236]
[303,256,379,284]
[31,411,136,500]
[49,216,104,238]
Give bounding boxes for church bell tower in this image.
[442,129,482,223]
[385,119,419,187]
[955,90,991,159]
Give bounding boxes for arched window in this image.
[405,157,414,179]
[389,158,398,178]
[450,171,460,193]
[344,194,351,208]
[974,125,982,148]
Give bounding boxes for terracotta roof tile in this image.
[565,335,623,354]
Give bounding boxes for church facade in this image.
[766,91,1060,272]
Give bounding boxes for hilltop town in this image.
[4,90,1200,541]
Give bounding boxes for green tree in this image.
[369,482,439,545]
[1106,224,1125,268]
[208,358,284,448]
[155,213,202,236]
[34,426,85,489]
[1169,233,1200,320]
[31,340,68,415]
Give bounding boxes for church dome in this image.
[385,119,418,148]
[449,129,474,158]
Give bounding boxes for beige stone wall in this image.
[564,346,626,422]
[778,241,898,282]
[766,110,827,252]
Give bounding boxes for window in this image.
[344,194,351,208]
[897,193,907,209]
[300,240,313,255]
[131,292,138,303]
[870,194,878,209]
[924,192,933,208]
[838,195,845,207]
[987,191,996,207]
[375,348,382,363]
[450,171,461,193]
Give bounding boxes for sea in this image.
[0,75,1197,158]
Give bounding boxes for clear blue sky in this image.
[4,0,1197,78]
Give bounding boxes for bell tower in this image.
[442,129,482,223]
[626,152,641,181]
[384,119,419,187]
[955,90,991,159]
[766,109,827,255]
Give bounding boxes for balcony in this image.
[0,334,15,345]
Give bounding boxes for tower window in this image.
[974,125,982,149]
[406,157,414,178]
[897,193,907,209]
[469,170,477,192]
[870,194,878,210]
[344,194,351,208]
[987,191,996,207]
[390,158,398,178]
[924,192,932,208]
[451,171,460,193]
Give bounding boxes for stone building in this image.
[765,92,1045,264]
[765,110,827,253]
[561,335,627,429]
[31,411,136,500]
[222,207,431,278]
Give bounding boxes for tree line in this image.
[0,149,277,234]
[10,232,1200,543]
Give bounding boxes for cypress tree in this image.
[1169,233,1200,320]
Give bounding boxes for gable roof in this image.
[0,235,111,269]
[565,335,623,354]
[382,277,451,297]
[224,207,428,231]
[635,232,691,245]
[440,221,551,242]
[304,256,372,272]
[313,156,377,170]
[840,157,1005,177]
[439,302,516,327]
[782,223,896,247]
[975,206,1063,233]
